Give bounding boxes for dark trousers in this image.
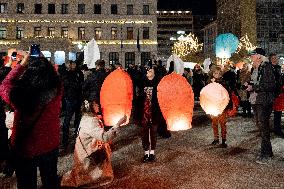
[274,111,282,133]
[15,148,59,189]
[252,104,273,158]
[242,100,252,116]
[62,99,82,146]
[141,123,158,151]
[0,117,8,160]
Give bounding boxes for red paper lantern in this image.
[100,68,133,126]
[157,73,194,131]
[200,82,230,116]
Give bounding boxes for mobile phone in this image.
[11,52,17,60]
[30,44,40,57]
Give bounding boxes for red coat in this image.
[0,64,62,158]
[274,88,284,111]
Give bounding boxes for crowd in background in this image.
[0,47,283,188]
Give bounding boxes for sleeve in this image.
[0,64,26,105]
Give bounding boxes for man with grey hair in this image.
[246,48,276,164]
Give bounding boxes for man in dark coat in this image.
[61,60,84,148]
[247,48,276,165]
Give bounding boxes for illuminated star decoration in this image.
[172,33,203,59]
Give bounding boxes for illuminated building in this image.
[0,1,157,67]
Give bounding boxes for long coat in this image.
[61,114,116,188]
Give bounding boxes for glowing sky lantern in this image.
[215,33,239,59]
[157,73,194,131]
[200,82,230,116]
[100,68,133,126]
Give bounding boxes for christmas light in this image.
[236,34,257,53]
[0,19,153,24]
[172,33,203,59]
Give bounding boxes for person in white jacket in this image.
[61,101,126,188]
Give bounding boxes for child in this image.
[61,101,126,188]
[208,66,232,148]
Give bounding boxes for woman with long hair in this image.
[0,52,62,189]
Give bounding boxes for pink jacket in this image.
[0,64,62,158]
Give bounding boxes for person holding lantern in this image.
[61,101,126,188]
[137,66,161,162]
[208,66,233,148]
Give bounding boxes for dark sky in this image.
[157,0,216,15]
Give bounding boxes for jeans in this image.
[252,104,273,158]
[15,148,59,189]
[62,99,82,146]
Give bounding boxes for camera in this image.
[30,44,40,57]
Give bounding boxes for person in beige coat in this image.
[61,101,126,188]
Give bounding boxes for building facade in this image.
[157,10,193,61]
[202,20,217,60]
[0,0,157,67]
[256,0,284,54]
[216,0,283,55]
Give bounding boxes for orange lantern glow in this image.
[100,68,133,126]
[200,82,230,116]
[157,73,194,131]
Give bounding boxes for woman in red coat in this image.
[0,52,62,189]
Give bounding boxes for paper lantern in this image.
[200,82,230,116]
[215,33,239,58]
[100,68,133,126]
[157,73,194,131]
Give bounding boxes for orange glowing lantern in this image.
[200,82,230,116]
[100,68,133,126]
[157,73,194,131]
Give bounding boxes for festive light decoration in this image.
[157,73,194,131]
[236,34,257,53]
[215,33,239,59]
[0,19,153,24]
[0,40,20,45]
[172,33,203,59]
[100,68,133,126]
[200,82,230,116]
[73,40,157,45]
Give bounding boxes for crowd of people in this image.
[0,47,283,188]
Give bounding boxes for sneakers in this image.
[142,154,156,163]
[142,155,149,163]
[221,139,227,148]
[255,156,272,165]
[211,139,219,145]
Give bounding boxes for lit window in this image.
[34,27,41,37]
[0,3,7,13]
[0,27,7,39]
[48,27,55,37]
[127,27,133,39]
[111,27,118,39]
[95,27,102,39]
[61,27,68,38]
[78,27,85,39]
[16,27,24,39]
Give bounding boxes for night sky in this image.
[157,0,216,15]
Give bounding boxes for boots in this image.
[221,139,227,148]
